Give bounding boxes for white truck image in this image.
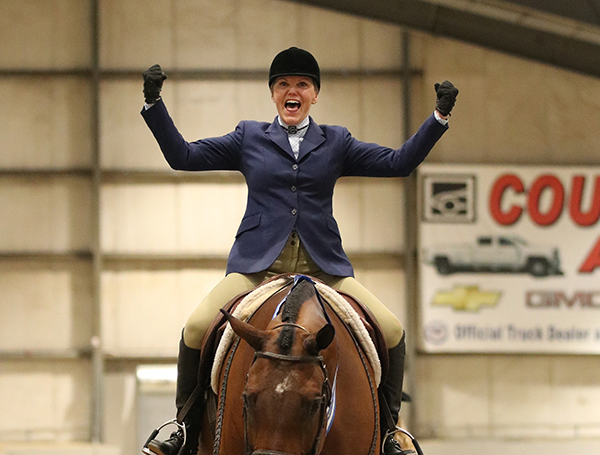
[423,235,563,277]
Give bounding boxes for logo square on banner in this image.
[421,173,477,223]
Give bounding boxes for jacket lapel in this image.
[298,118,326,162]
[266,118,294,159]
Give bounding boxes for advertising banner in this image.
[418,164,600,353]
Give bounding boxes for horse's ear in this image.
[220,309,266,352]
[304,323,335,355]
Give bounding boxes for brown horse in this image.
[198,275,381,455]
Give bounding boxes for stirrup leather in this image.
[142,418,187,455]
[383,426,424,455]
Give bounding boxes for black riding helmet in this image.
[268,47,321,91]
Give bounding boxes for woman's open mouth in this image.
[285,100,301,113]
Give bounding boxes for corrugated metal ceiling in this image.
[506,0,600,27]
[289,0,600,78]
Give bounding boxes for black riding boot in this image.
[380,334,416,455]
[144,334,203,455]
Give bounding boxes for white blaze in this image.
[275,375,294,394]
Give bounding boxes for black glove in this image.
[143,64,168,104]
[434,80,458,116]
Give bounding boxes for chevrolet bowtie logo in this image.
[432,286,501,312]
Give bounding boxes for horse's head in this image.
[221,290,336,455]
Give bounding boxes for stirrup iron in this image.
[142,418,187,455]
[383,426,424,455]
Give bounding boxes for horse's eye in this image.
[309,396,323,415]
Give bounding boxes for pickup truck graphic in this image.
[423,235,563,277]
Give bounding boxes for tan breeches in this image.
[183,232,404,350]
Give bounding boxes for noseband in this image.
[243,323,333,455]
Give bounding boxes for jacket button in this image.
[291,185,297,192]
[291,208,297,215]
[292,164,298,170]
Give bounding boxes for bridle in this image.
[243,323,333,455]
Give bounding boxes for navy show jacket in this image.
[142,100,448,277]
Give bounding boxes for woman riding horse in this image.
[141,46,458,455]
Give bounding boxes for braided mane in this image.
[276,280,315,353]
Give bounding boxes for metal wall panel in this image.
[101,269,223,356]
[0,177,92,251]
[0,361,91,441]
[416,355,600,439]
[0,0,91,69]
[100,183,246,254]
[0,78,92,169]
[0,260,92,351]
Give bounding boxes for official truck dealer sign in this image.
[418,164,600,353]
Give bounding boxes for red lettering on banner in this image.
[569,176,600,226]
[490,174,524,225]
[490,173,600,228]
[579,236,600,273]
[527,175,564,226]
